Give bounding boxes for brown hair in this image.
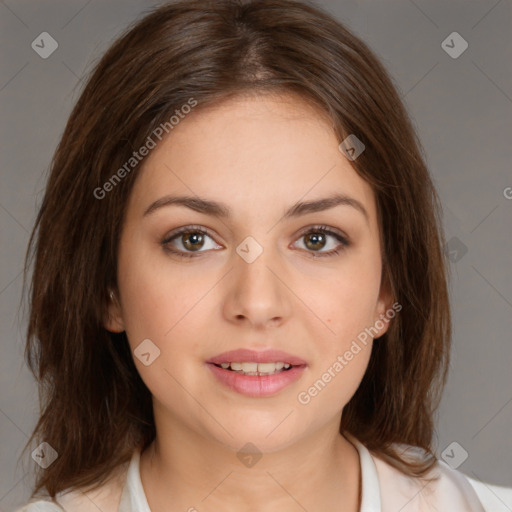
[22,0,451,499]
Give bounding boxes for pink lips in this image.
[206,348,307,398]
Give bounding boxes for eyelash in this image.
[161,224,350,260]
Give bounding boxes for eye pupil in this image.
[183,232,204,251]
[305,233,326,251]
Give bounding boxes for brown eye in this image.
[162,225,222,258]
[304,232,327,251]
[294,226,350,258]
[181,231,206,251]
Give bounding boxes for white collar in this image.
[117,435,381,512]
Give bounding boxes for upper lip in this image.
[207,349,307,366]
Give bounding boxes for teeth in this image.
[241,362,258,372]
[217,361,293,375]
[257,362,279,373]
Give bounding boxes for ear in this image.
[373,268,395,340]
[104,290,125,333]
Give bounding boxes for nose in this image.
[222,242,292,330]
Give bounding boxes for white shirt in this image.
[15,436,512,512]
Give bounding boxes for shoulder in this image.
[370,443,512,512]
[15,460,130,512]
[465,474,512,512]
[58,462,129,512]
[13,500,64,512]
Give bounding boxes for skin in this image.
[106,92,392,512]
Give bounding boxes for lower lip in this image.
[206,363,306,397]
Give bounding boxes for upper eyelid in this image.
[162,225,217,243]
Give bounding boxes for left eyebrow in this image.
[282,193,369,224]
[143,193,369,224]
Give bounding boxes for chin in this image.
[208,422,301,455]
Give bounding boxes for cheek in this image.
[298,279,377,413]
[297,346,371,422]
[116,235,217,377]
[116,247,207,403]
[117,232,194,337]
[298,247,381,404]
[314,251,383,346]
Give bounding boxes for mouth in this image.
[206,348,307,397]
[207,348,307,367]
[210,361,301,376]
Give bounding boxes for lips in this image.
[206,348,307,366]
[206,348,307,397]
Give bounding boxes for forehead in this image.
[128,93,377,226]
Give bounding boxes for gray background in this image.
[1,0,511,510]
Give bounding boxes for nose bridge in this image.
[225,233,290,326]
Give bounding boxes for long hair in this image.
[21,0,451,498]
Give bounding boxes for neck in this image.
[139,423,361,512]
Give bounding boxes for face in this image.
[106,93,392,454]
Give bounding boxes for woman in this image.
[16,0,512,511]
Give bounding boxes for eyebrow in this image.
[143,193,369,223]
